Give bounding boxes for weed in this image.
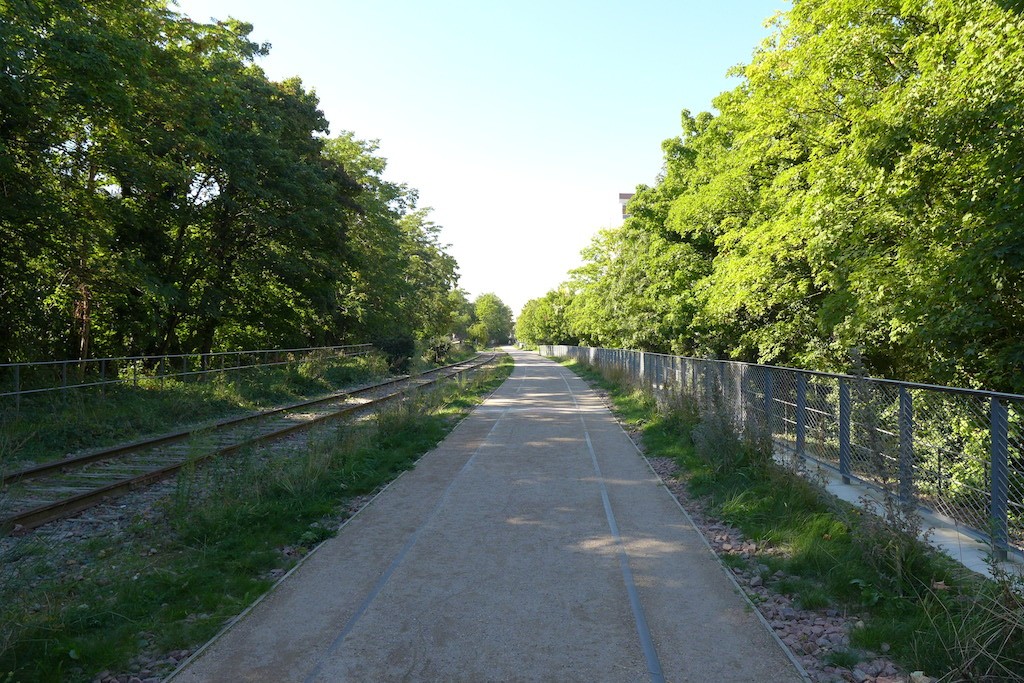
[924,562,1024,681]
[298,522,334,549]
[720,553,748,570]
[796,586,831,610]
[0,354,513,681]
[848,578,883,607]
[0,354,389,470]
[826,648,861,669]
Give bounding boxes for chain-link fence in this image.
[0,344,375,409]
[541,345,1024,561]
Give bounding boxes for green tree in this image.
[0,0,174,360]
[0,1,467,364]
[515,288,577,346]
[322,134,461,346]
[532,0,1024,391]
[473,293,513,346]
[448,289,476,341]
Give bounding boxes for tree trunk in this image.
[71,157,98,362]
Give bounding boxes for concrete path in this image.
[170,350,802,682]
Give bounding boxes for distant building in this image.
[619,192,634,219]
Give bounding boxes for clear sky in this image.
[174,0,786,316]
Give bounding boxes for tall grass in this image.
[0,353,390,469]
[0,355,512,682]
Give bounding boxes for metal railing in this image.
[1,344,375,408]
[541,345,1024,561]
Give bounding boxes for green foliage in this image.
[0,2,466,364]
[471,293,513,347]
[374,336,417,373]
[537,0,1024,393]
[515,287,577,346]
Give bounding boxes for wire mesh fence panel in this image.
[847,379,902,493]
[1007,401,1024,550]
[912,391,991,534]
[804,373,841,469]
[744,365,772,438]
[0,344,374,406]
[654,353,670,402]
[722,363,744,429]
[772,368,800,456]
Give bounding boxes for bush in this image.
[423,338,451,365]
[373,336,416,372]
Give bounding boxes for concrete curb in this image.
[637,450,813,683]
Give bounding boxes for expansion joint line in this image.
[560,373,666,683]
[301,366,522,682]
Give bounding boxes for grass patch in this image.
[826,648,861,669]
[558,356,1024,681]
[0,355,513,682]
[0,353,393,471]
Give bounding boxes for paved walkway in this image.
[169,351,802,682]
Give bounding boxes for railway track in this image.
[0,354,498,533]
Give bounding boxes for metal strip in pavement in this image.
[560,373,667,683]
[581,367,813,683]
[301,380,518,682]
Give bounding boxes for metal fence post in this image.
[639,351,645,385]
[796,373,807,457]
[739,364,748,430]
[839,380,852,485]
[718,363,726,408]
[763,367,774,438]
[100,358,106,396]
[14,364,20,412]
[990,397,1010,561]
[899,387,914,504]
[704,363,713,408]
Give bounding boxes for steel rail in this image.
[3,356,485,486]
[1,354,497,532]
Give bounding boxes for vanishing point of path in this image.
[170,350,802,682]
